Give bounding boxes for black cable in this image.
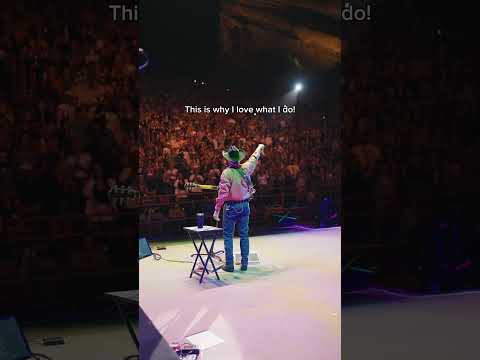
[161,258,194,264]
[153,252,193,264]
[31,354,53,360]
[123,355,139,360]
[152,245,224,265]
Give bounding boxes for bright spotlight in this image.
[294,83,303,92]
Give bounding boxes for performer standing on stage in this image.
[213,144,266,272]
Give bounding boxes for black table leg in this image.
[198,239,210,275]
[198,235,212,283]
[205,237,221,280]
[186,230,223,283]
[189,236,201,278]
[113,298,139,350]
[189,233,209,278]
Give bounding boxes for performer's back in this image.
[218,153,258,202]
[213,144,265,272]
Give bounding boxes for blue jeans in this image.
[223,201,250,266]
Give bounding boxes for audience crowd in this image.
[0,1,343,310]
[139,86,341,228]
[1,0,476,303]
[0,1,138,221]
[343,8,480,291]
[0,1,138,283]
[139,88,341,221]
[0,1,339,285]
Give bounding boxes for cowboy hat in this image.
[222,145,246,162]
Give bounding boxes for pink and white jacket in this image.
[214,146,263,213]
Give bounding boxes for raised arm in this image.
[242,144,265,176]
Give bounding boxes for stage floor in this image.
[140,227,341,360]
[343,289,480,360]
[24,322,137,359]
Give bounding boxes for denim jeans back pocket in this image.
[234,203,244,214]
[226,202,244,218]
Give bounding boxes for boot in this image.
[222,264,234,272]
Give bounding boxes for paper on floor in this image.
[185,330,224,350]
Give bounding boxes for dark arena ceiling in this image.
[219,0,341,70]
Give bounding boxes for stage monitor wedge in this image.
[0,316,33,360]
[139,237,154,260]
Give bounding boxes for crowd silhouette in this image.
[343,5,480,291]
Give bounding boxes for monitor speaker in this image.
[0,316,32,360]
[139,237,153,260]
